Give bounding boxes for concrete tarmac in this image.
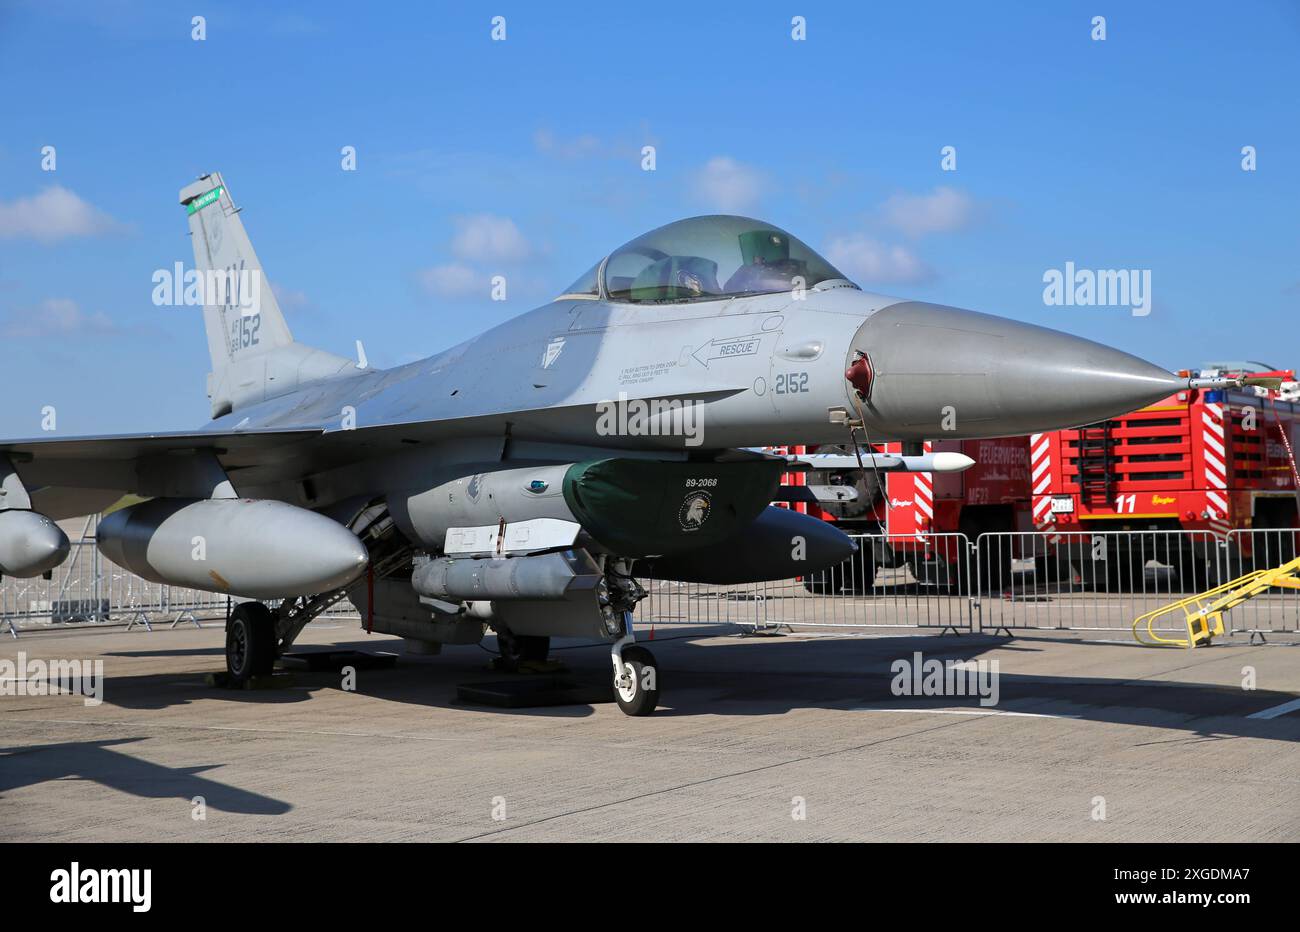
[1,618,1297,841]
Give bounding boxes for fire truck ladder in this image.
[1076,421,1114,506]
[1132,555,1300,648]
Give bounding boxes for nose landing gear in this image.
[602,564,658,716]
[610,614,659,716]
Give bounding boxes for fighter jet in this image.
[0,172,1242,714]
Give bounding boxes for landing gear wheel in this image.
[496,631,550,667]
[613,645,659,716]
[225,601,276,682]
[801,563,842,594]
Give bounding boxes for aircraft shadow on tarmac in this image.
[74,627,1300,741]
[0,736,291,814]
[105,646,226,658]
[642,631,1300,741]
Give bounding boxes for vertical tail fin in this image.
[178,172,356,417]
[179,172,293,369]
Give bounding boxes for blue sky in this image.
[1,0,1297,436]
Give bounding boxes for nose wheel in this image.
[613,644,659,715]
[610,610,659,716]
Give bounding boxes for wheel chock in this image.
[205,671,297,690]
[488,656,569,674]
[279,650,397,672]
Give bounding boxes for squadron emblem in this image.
[677,490,712,531]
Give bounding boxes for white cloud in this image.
[450,214,532,263]
[880,186,977,239]
[1,297,119,338]
[533,126,655,164]
[824,235,934,285]
[0,186,121,243]
[270,282,312,315]
[533,128,606,159]
[692,157,765,213]
[417,263,482,298]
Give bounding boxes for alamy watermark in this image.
[1042,262,1151,317]
[595,392,705,447]
[890,651,1000,707]
[151,263,262,316]
[50,862,150,912]
[0,651,103,706]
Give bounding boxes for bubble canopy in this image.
[560,216,855,304]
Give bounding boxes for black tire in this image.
[909,557,955,594]
[498,632,550,665]
[976,538,1013,595]
[1105,550,1147,592]
[1177,549,1213,592]
[226,602,276,681]
[1032,554,1056,592]
[613,645,659,716]
[1051,551,1081,590]
[516,635,550,662]
[849,554,877,594]
[802,562,845,595]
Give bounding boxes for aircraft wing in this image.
[0,428,326,519]
[0,386,749,519]
[0,428,319,466]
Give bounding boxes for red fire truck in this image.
[1030,365,1300,588]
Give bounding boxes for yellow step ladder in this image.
[1133,554,1300,648]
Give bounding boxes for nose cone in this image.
[851,302,1183,439]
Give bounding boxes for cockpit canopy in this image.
[560,215,855,304]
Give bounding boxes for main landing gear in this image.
[225,602,276,681]
[495,630,551,670]
[224,559,664,716]
[224,587,352,683]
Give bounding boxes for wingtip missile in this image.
[786,450,975,473]
[929,451,977,473]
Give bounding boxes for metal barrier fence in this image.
[643,533,975,633]
[974,529,1300,635]
[975,530,1226,633]
[1,537,233,636]
[1221,528,1300,634]
[4,527,1297,638]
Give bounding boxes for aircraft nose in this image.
[848,301,1183,439]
